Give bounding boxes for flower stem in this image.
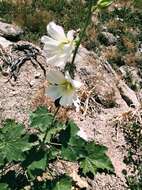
[41,106,60,146]
[71,0,94,65]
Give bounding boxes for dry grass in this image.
[122,36,135,51]
[102,46,119,60]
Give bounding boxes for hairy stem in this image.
[41,106,60,146]
[71,0,94,65]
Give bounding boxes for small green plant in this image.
[123,122,142,190]
[0,106,114,189]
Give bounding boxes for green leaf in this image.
[48,147,61,160]
[47,122,65,143]
[0,155,5,167]
[52,176,72,190]
[80,157,97,174]
[60,120,79,146]
[60,121,114,174]
[0,183,9,190]
[27,155,47,179]
[80,154,113,175]
[32,176,72,190]
[0,120,31,162]
[61,136,86,161]
[85,142,108,155]
[39,121,66,143]
[60,121,87,161]
[30,106,53,132]
[61,145,78,161]
[80,142,114,175]
[68,120,79,136]
[97,0,113,8]
[22,147,49,179]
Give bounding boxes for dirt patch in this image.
[0,44,47,126]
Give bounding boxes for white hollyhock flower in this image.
[41,22,75,67]
[45,70,81,107]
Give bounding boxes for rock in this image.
[29,80,36,87]
[93,81,116,108]
[34,72,41,79]
[118,81,140,108]
[99,32,117,45]
[118,65,142,90]
[0,36,13,48]
[0,21,23,39]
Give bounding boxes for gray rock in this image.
[0,36,13,48]
[0,21,23,38]
[119,65,142,90]
[118,81,140,108]
[101,32,117,45]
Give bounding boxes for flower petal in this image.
[60,93,74,106]
[47,22,66,41]
[64,43,74,56]
[45,85,63,100]
[67,30,75,41]
[41,35,59,46]
[72,79,82,89]
[46,54,66,67]
[41,23,75,68]
[47,70,65,84]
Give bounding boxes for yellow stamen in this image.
[60,80,74,94]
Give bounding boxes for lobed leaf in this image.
[61,136,87,161]
[39,121,66,143]
[0,120,31,163]
[60,121,113,175]
[60,121,87,161]
[30,106,53,132]
[59,120,79,146]
[27,156,47,179]
[80,157,97,175]
[80,142,114,175]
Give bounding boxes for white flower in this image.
[41,22,75,67]
[45,70,82,107]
